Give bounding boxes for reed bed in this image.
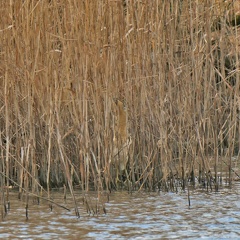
[0,0,239,217]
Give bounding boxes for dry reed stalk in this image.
[47,83,54,197]
[18,147,24,199]
[1,191,6,220]
[4,70,10,198]
[25,193,29,221]
[63,184,66,202]
[55,109,80,217]
[0,0,239,200]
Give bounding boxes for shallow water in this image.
[1,183,240,239]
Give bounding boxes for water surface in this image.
[1,183,240,239]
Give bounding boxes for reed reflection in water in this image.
[1,183,240,239]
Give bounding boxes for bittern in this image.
[113,100,131,186]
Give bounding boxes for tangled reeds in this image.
[0,0,239,216]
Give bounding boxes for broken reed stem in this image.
[0,171,71,211]
[56,127,80,217]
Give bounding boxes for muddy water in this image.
[1,183,240,239]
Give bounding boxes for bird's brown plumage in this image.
[113,100,131,172]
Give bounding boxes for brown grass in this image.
[0,0,239,205]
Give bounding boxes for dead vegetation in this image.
[0,0,240,211]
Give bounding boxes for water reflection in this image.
[1,183,240,239]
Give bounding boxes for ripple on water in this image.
[1,184,240,239]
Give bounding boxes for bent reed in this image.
[0,0,239,210]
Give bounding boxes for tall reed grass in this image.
[0,0,239,202]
